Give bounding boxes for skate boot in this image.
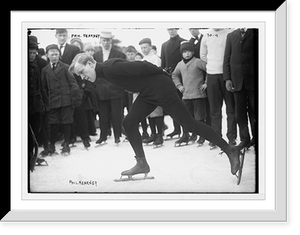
[143,134,156,144]
[83,138,91,149]
[189,133,197,143]
[61,142,70,156]
[95,137,107,147]
[222,144,241,175]
[141,132,150,141]
[174,133,190,147]
[114,157,154,182]
[197,136,205,147]
[48,144,58,156]
[121,157,150,177]
[153,134,164,148]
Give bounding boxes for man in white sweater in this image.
[200,28,237,149]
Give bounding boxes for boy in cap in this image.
[69,53,244,182]
[41,44,82,155]
[172,41,207,146]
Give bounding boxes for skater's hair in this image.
[69,53,96,76]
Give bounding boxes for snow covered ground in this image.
[30,114,257,194]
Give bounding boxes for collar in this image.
[58,42,67,48]
[170,34,179,41]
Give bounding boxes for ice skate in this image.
[174,133,189,147]
[222,145,242,176]
[209,142,217,150]
[143,134,156,145]
[48,144,59,156]
[189,133,197,143]
[83,138,91,150]
[196,136,205,147]
[114,157,153,182]
[166,130,181,139]
[36,157,48,166]
[236,148,246,185]
[61,143,70,156]
[95,137,107,147]
[153,134,164,148]
[115,137,121,145]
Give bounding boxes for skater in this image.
[41,44,82,156]
[172,41,207,147]
[69,53,243,181]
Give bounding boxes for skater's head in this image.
[69,53,97,82]
[180,41,195,61]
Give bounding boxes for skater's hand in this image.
[199,83,207,92]
[225,80,235,92]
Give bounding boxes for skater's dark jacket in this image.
[95,58,177,106]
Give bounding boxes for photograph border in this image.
[3,2,287,222]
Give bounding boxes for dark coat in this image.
[223,28,259,91]
[28,61,45,115]
[60,43,80,65]
[95,59,177,107]
[189,34,203,59]
[41,61,80,109]
[161,34,186,72]
[93,47,126,100]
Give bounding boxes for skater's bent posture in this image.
[69,53,241,179]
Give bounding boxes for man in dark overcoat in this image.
[160,28,187,138]
[223,28,258,149]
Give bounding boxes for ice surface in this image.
[30,115,256,194]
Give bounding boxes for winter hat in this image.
[125,45,137,53]
[46,44,61,54]
[139,38,152,45]
[180,41,195,54]
[28,39,38,50]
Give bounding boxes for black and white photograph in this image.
[27,25,259,194]
[4,3,291,226]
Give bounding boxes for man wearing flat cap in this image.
[93,31,126,145]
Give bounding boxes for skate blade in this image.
[236,148,246,185]
[174,142,189,147]
[153,144,163,149]
[114,175,155,182]
[35,159,49,166]
[61,152,70,156]
[95,142,108,148]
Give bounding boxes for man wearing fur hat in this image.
[41,44,82,155]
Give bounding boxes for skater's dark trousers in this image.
[123,93,228,159]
